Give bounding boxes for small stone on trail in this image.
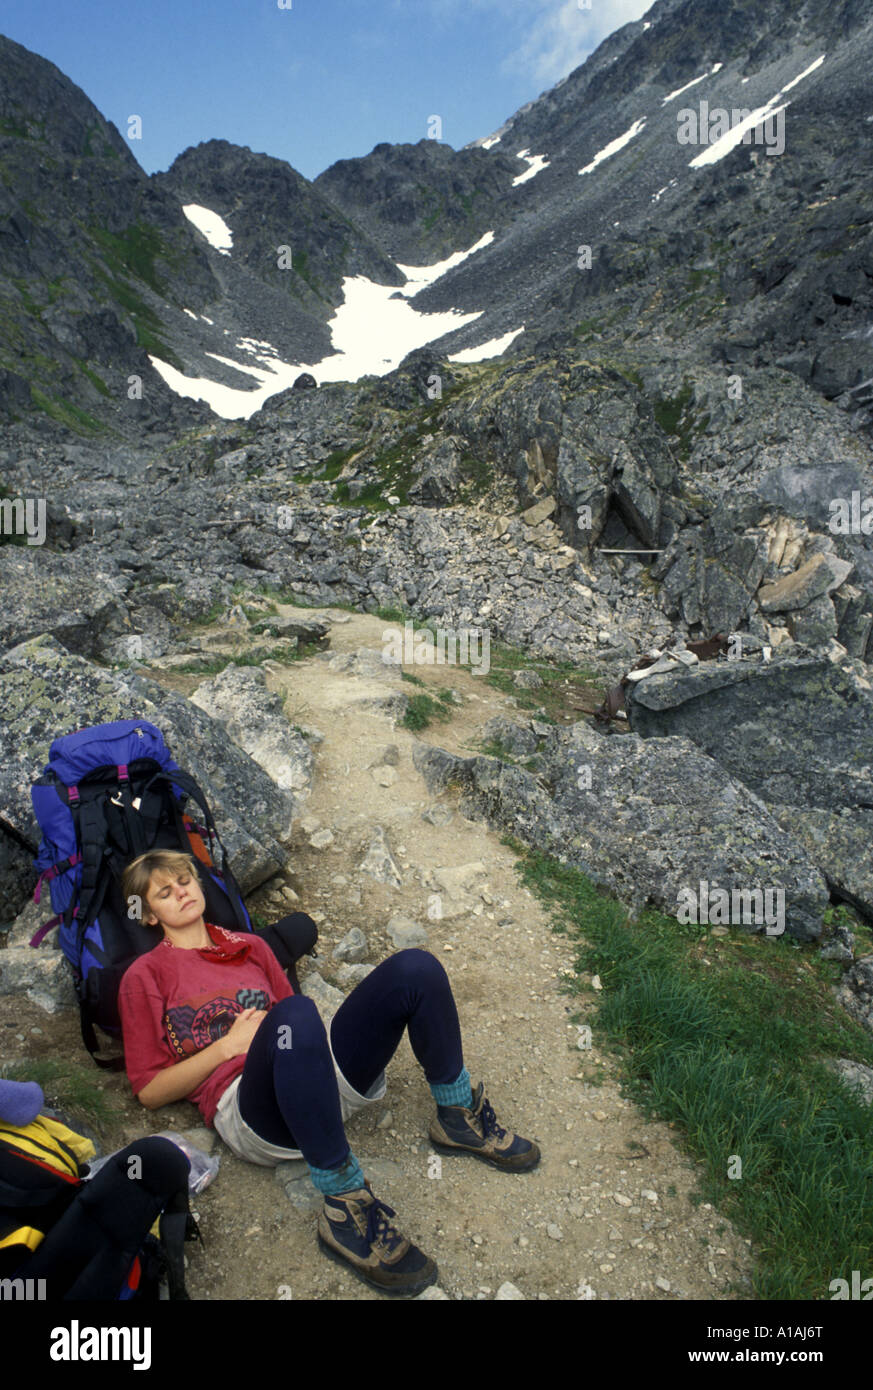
[371,766,397,788]
[336,963,374,987]
[333,927,367,962]
[387,914,428,948]
[309,829,334,849]
[495,1281,525,1300]
[547,1223,563,1241]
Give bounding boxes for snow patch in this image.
[578,119,646,176]
[448,327,525,362]
[651,179,678,204]
[183,204,233,255]
[201,315,214,324]
[513,150,550,186]
[183,308,198,320]
[481,134,502,150]
[397,232,495,295]
[780,53,825,94]
[238,337,280,358]
[663,65,721,105]
[689,97,790,167]
[148,236,503,418]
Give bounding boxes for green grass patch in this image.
[84,234,183,368]
[654,380,694,437]
[89,223,169,295]
[401,691,456,731]
[0,1059,123,1142]
[653,379,711,461]
[168,643,322,676]
[81,365,111,397]
[29,387,104,436]
[484,636,600,720]
[457,453,492,501]
[478,738,541,771]
[10,277,41,317]
[328,408,449,511]
[510,845,873,1301]
[574,318,603,340]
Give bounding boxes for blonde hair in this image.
[122,850,200,927]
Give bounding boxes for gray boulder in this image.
[625,652,873,814]
[757,552,853,614]
[837,956,873,1038]
[358,826,403,887]
[654,513,768,634]
[191,665,315,800]
[826,1059,873,1105]
[0,636,294,915]
[0,546,130,659]
[413,725,828,940]
[626,651,873,916]
[482,717,539,758]
[0,944,76,1013]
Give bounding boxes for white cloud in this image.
[506,0,653,87]
[423,0,653,87]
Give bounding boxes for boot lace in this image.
[479,1095,507,1142]
[365,1194,405,1254]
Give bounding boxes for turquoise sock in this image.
[309,1152,366,1196]
[431,1066,473,1109]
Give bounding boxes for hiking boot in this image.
[429,1082,540,1172]
[317,1182,437,1297]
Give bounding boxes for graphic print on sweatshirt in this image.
[165,987,269,1056]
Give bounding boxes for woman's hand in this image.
[136,1007,269,1110]
[221,1006,267,1059]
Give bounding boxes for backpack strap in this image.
[79,1006,126,1071]
[70,794,110,929]
[158,1188,202,1301]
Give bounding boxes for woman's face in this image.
[144,868,206,932]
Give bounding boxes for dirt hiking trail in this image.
[6,605,755,1301]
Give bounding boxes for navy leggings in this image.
[237,949,464,1170]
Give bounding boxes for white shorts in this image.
[213,1019,387,1167]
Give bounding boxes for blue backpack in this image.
[29,719,252,1068]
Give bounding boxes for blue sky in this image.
[1,0,651,180]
